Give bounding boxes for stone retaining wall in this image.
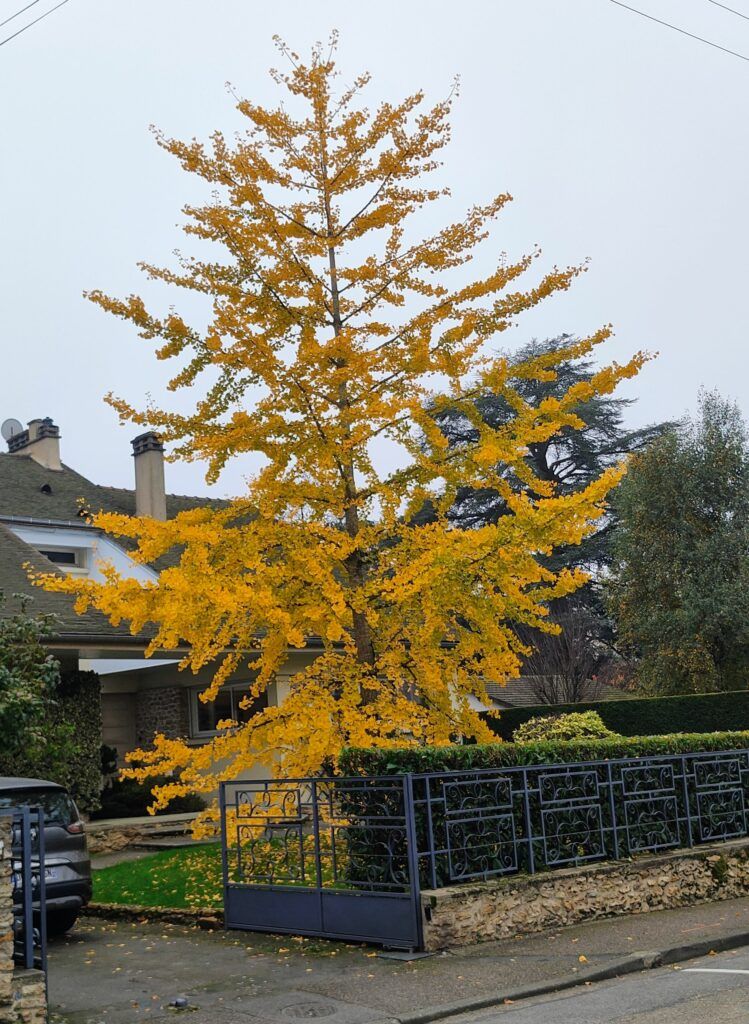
[86,812,198,855]
[0,819,46,1023]
[421,837,749,950]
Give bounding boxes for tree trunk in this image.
[319,128,376,673]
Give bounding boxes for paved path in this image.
[449,946,749,1023]
[47,897,749,1024]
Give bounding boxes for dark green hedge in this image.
[481,690,749,741]
[340,730,749,776]
[0,669,102,813]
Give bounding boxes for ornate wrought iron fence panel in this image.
[220,776,422,949]
[413,750,749,891]
[221,750,749,950]
[1,806,48,974]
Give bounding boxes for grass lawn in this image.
[93,843,224,911]
[93,833,359,910]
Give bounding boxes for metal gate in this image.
[220,776,422,949]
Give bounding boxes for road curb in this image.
[86,902,222,930]
[397,931,749,1024]
[396,955,654,1024]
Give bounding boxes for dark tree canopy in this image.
[609,390,749,694]
[433,335,668,570]
[426,335,670,701]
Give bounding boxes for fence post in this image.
[680,755,694,848]
[520,769,535,875]
[423,776,438,891]
[35,806,48,981]
[606,762,620,861]
[310,780,323,889]
[219,783,230,915]
[20,806,33,970]
[403,774,423,951]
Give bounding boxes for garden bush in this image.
[512,710,617,743]
[93,776,207,820]
[482,689,749,740]
[0,669,102,813]
[340,729,749,776]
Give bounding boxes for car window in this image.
[0,788,77,825]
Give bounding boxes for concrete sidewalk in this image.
[48,896,749,1024]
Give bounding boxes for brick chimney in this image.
[7,417,62,470]
[131,431,167,520]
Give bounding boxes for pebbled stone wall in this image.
[135,687,189,747]
[0,818,47,1023]
[86,812,198,855]
[421,837,749,950]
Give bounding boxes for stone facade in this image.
[0,819,47,1024]
[421,837,749,950]
[135,686,189,746]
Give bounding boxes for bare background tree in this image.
[521,596,609,705]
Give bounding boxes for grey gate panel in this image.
[220,776,422,950]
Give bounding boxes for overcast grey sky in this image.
[1,0,747,499]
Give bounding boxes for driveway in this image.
[48,916,428,1024]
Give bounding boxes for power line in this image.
[0,0,70,48]
[0,0,44,29]
[609,0,749,62]
[705,0,749,22]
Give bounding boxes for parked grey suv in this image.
[0,777,92,935]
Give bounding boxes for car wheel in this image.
[46,910,79,936]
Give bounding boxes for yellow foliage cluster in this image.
[37,36,646,821]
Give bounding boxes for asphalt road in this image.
[455,946,749,1024]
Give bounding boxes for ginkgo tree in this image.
[39,35,646,814]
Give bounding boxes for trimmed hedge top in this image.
[340,730,749,777]
[482,689,749,741]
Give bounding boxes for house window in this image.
[37,548,87,572]
[188,684,268,738]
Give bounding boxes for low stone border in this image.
[86,901,222,930]
[421,837,749,950]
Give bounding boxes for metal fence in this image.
[411,751,749,888]
[2,806,48,973]
[221,748,749,949]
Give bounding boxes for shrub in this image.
[0,669,102,814]
[340,729,749,777]
[512,710,618,743]
[93,776,207,821]
[482,689,749,740]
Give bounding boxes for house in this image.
[482,677,628,709]
[0,417,318,762]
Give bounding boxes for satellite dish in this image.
[1,418,23,442]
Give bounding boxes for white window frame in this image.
[36,545,89,575]
[188,682,266,739]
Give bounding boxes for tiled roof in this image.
[484,676,630,707]
[0,453,222,521]
[0,522,143,639]
[0,453,223,642]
